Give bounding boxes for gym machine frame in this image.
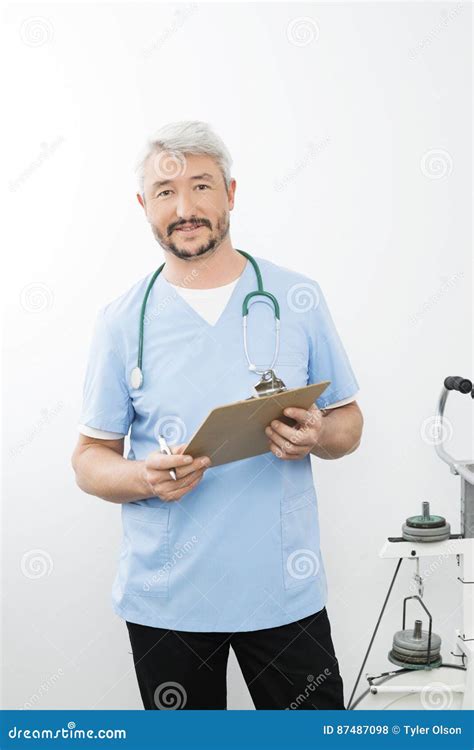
[348,376,474,710]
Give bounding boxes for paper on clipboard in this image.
[183,380,330,467]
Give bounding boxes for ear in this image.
[227,178,236,211]
[136,192,145,209]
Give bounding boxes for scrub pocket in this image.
[122,503,171,598]
[280,486,321,590]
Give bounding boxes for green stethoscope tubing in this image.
[131,249,281,389]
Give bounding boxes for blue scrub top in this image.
[80,255,359,632]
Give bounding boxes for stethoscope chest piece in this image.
[130,366,144,390]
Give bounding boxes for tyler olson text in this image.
[404,725,462,736]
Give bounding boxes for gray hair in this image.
[136,120,233,195]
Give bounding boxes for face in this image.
[137,151,236,261]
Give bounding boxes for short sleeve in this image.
[307,281,360,409]
[79,308,134,434]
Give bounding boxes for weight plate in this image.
[406,514,446,529]
[388,651,442,669]
[391,643,441,659]
[402,530,451,543]
[390,649,441,663]
[393,629,441,652]
[402,522,450,537]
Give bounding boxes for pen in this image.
[157,434,177,481]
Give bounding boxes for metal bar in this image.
[370,684,465,695]
[380,538,471,559]
[347,559,403,710]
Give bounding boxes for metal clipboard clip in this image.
[246,369,288,399]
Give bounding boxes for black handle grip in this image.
[444,376,472,394]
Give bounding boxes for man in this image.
[72,120,363,710]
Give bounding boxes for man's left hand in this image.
[265,403,324,460]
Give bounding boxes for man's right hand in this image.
[141,444,212,502]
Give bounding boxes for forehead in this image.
[143,151,220,185]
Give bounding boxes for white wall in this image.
[3,1,472,710]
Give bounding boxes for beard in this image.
[150,211,230,261]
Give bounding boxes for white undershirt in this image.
[168,277,240,326]
[78,279,357,439]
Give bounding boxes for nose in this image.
[175,189,200,220]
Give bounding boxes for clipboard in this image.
[183,380,330,467]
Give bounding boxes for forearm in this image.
[73,445,151,504]
[310,407,363,460]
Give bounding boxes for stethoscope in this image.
[129,249,287,397]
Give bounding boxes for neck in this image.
[162,238,247,289]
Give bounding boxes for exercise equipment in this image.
[402,501,451,542]
[348,375,474,710]
[388,599,442,669]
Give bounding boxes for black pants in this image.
[126,607,345,710]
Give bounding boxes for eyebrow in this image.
[151,173,216,191]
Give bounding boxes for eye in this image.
[156,189,172,198]
[196,184,210,191]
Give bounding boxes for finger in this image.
[266,430,301,456]
[266,421,314,448]
[157,467,205,495]
[282,405,320,426]
[166,472,203,501]
[147,449,210,472]
[268,439,302,460]
[148,457,210,485]
[174,456,211,479]
[172,444,187,454]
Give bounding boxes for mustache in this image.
[168,219,211,235]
